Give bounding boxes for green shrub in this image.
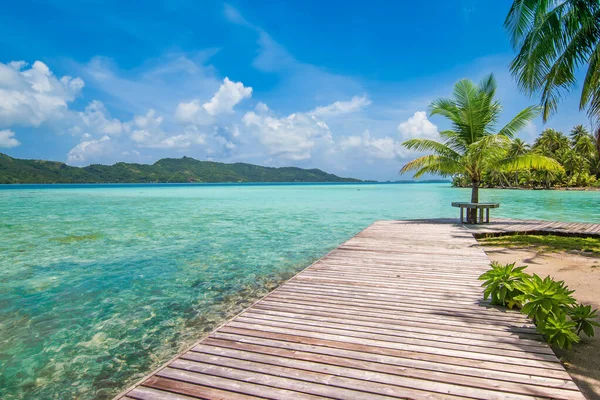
[480,263,599,350]
[514,274,576,325]
[538,313,580,350]
[478,262,531,308]
[568,304,600,337]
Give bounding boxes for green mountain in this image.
[0,153,361,184]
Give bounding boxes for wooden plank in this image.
[201,337,578,391]
[222,321,561,367]
[258,297,538,330]
[274,286,533,321]
[116,221,585,400]
[265,292,533,325]
[240,310,550,350]
[142,376,259,400]
[178,352,473,400]
[158,366,324,400]
[247,306,543,341]
[191,342,581,399]
[127,386,199,400]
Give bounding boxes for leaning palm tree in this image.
[505,1,600,150]
[400,74,563,223]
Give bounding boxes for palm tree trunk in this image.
[468,180,479,224]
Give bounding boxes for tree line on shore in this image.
[452,125,600,189]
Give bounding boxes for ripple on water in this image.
[0,183,599,399]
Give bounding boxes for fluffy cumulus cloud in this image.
[0,60,84,127]
[74,100,125,136]
[67,135,112,164]
[0,129,20,148]
[242,103,333,161]
[176,77,252,125]
[311,95,371,117]
[339,130,403,160]
[203,77,252,115]
[397,111,438,140]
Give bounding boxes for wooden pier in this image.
[118,220,585,399]
[464,218,600,238]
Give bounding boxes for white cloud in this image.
[67,135,112,164]
[175,77,252,126]
[202,77,252,116]
[0,129,20,148]
[242,106,332,161]
[0,61,84,127]
[175,99,203,124]
[339,130,403,160]
[240,95,371,161]
[75,54,220,118]
[397,111,439,140]
[312,95,371,117]
[76,100,125,136]
[130,109,204,149]
[148,134,192,149]
[223,4,251,26]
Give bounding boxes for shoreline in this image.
[456,185,600,191]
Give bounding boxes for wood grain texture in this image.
[117,220,585,399]
[462,217,600,238]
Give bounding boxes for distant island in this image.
[0,153,362,184]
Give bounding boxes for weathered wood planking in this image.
[117,221,585,400]
[463,218,600,238]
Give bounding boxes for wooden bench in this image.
[451,202,499,224]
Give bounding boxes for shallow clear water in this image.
[1,183,598,399]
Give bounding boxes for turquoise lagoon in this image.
[1,182,599,399]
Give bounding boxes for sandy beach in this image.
[481,245,600,400]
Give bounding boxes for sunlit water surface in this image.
[1,183,599,399]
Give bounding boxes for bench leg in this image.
[460,208,464,223]
[478,209,483,224]
[486,208,490,223]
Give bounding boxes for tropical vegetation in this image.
[0,154,361,184]
[505,0,600,157]
[479,261,599,349]
[452,124,600,189]
[400,73,562,222]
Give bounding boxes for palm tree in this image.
[533,128,570,157]
[505,1,600,131]
[571,125,590,144]
[570,125,596,159]
[508,138,531,186]
[561,148,589,177]
[400,74,562,223]
[508,138,531,157]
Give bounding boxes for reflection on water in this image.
[0,183,598,399]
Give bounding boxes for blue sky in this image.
[0,0,591,180]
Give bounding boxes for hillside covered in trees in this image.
[452,125,600,189]
[0,154,361,184]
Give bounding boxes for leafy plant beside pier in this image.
[479,262,599,350]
